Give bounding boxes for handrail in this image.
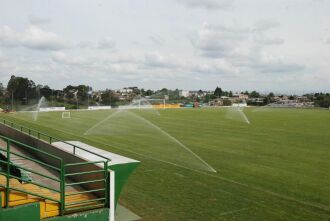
[0,161,61,182]
[0,118,111,162]
[65,169,105,177]
[65,179,105,186]
[65,197,106,206]
[0,118,111,215]
[65,161,105,167]
[0,134,62,162]
[65,188,105,196]
[0,149,62,172]
[9,174,60,193]
[0,137,63,208]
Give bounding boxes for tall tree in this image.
[101,90,118,106]
[249,91,260,98]
[77,85,89,101]
[0,83,4,97]
[7,75,36,101]
[214,87,223,97]
[40,85,52,99]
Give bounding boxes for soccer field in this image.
[1,107,330,220]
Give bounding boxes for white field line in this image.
[127,111,217,173]
[13,117,330,213]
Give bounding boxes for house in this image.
[119,87,134,95]
[209,98,223,106]
[232,93,249,100]
[179,90,190,98]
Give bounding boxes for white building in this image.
[119,88,134,95]
[179,90,190,98]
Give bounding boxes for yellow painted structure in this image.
[0,175,100,219]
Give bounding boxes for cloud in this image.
[149,35,165,46]
[250,56,304,73]
[177,0,234,10]
[326,38,330,44]
[144,52,179,69]
[28,16,51,25]
[254,35,284,45]
[253,20,279,32]
[192,20,284,59]
[51,51,91,66]
[191,21,302,75]
[189,59,239,76]
[0,25,67,50]
[76,41,94,49]
[97,37,116,49]
[191,22,248,58]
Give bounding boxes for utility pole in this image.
[51,89,53,107]
[25,90,28,105]
[87,86,90,108]
[109,91,112,107]
[11,91,14,111]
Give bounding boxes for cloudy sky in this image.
[0,0,329,93]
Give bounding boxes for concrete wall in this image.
[0,123,107,199]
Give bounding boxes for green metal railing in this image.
[63,160,109,213]
[0,118,110,162]
[0,135,63,208]
[0,119,111,215]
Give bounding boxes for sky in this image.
[0,0,329,93]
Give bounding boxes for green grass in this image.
[1,107,330,220]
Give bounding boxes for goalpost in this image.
[61,111,71,119]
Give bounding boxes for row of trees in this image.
[213,87,266,99]
[0,76,102,109]
[1,76,329,109]
[305,93,330,108]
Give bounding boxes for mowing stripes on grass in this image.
[1,108,329,221]
[83,109,216,173]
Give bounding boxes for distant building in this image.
[179,90,190,98]
[232,93,249,100]
[248,98,265,104]
[209,98,223,106]
[229,93,249,104]
[119,87,133,95]
[118,87,139,98]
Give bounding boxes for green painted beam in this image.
[109,162,139,207]
[45,208,109,221]
[0,203,40,221]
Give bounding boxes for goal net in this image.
[62,111,71,119]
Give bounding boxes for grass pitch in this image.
[1,107,329,220]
